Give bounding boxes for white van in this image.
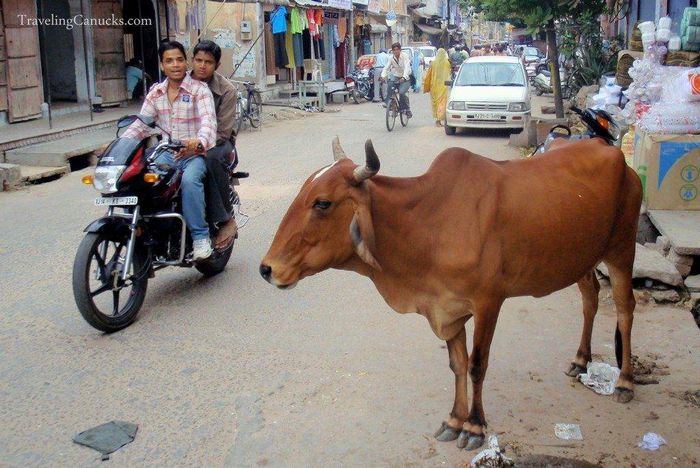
[444,56,531,134]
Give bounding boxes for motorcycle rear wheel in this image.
[73,232,148,333]
[351,87,360,104]
[195,236,234,277]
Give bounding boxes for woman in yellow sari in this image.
[422,48,452,126]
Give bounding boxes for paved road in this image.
[1,94,698,466]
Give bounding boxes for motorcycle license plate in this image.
[472,113,502,120]
[94,196,138,206]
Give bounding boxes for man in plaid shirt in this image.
[124,41,218,261]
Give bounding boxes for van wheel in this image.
[445,124,456,135]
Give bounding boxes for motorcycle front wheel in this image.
[72,232,148,333]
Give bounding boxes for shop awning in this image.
[405,0,426,7]
[215,0,291,4]
[369,23,388,33]
[415,23,443,35]
[412,8,437,19]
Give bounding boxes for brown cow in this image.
[260,137,642,450]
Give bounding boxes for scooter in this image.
[536,106,621,155]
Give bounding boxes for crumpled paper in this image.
[578,362,621,395]
[470,435,514,467]
[554,423,584,441]
[638,432,667,450]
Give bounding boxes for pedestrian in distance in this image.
[423,48,452,127]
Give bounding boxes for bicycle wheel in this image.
[385,98,397,132]
[400,106,409,127]
[248,91,263,128]
[234,100,244,134]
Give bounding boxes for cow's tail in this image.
[615,322,623,369]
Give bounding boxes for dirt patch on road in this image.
[671,389,700,408]
[632,353,670,385]
[513,454,600,467]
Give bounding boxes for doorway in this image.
[37,0,77,102]
[123,0,160,84]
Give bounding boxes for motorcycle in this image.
[536,106,621,154]
[73,114,249,332]
[347,67,380,103]
[532,68,572,98]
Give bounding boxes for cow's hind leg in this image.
[434,326,469,442]
[605,257,635,403]
[566,270,601,377]
[459,299,502,451]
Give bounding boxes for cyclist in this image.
[380,42,412,118]
[191,40,238,250]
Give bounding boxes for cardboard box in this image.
[633,130,700,210]
[634,131,700,210]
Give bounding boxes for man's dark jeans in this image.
[204,140,234,227]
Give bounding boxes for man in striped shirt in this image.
[124,41,218,261]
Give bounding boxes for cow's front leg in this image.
[434,326,469,442]
[460,301,502,451]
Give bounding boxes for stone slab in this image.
[597,243,684,287]
[648,210,700,255]
[685,275,700,292]
[0,163,21,191]
[5,129,115,167]
[20,165,69,183]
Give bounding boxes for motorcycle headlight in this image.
[448,101,466,111]
[93,165,126,194]
[508,102,529,112]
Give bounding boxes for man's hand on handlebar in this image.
[175,138,205,160]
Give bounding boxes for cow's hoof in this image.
[456,430,485,451]
[434,421,461,441]
[613,387,634,403]
[565,362,587,377]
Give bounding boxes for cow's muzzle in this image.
[259,263,297,289]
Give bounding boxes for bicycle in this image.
[233,81,263,134]
[384,80,411,132]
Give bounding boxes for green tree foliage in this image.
[463,0,609,117]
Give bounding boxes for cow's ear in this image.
[350,206,381,271]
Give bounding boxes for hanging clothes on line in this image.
[291,8,304,67]
[285,18,296,69]
[271,6,289,68]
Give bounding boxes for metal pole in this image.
[350,8,355,68]
[138,0,147,99]
[37,0,52,129]
[80,0,94,122]
[164,0,171,41]
[155,0,163,81]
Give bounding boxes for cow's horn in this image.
[353,139,381,182]
[332,136,346,161]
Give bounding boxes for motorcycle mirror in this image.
[116,115,138,128]
[117,114,156,129]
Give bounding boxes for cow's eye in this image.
[313,199,332,210]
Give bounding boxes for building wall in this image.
[201,1,262,81]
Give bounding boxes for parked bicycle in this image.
[233,81,263,134]
[385,81,411,132]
